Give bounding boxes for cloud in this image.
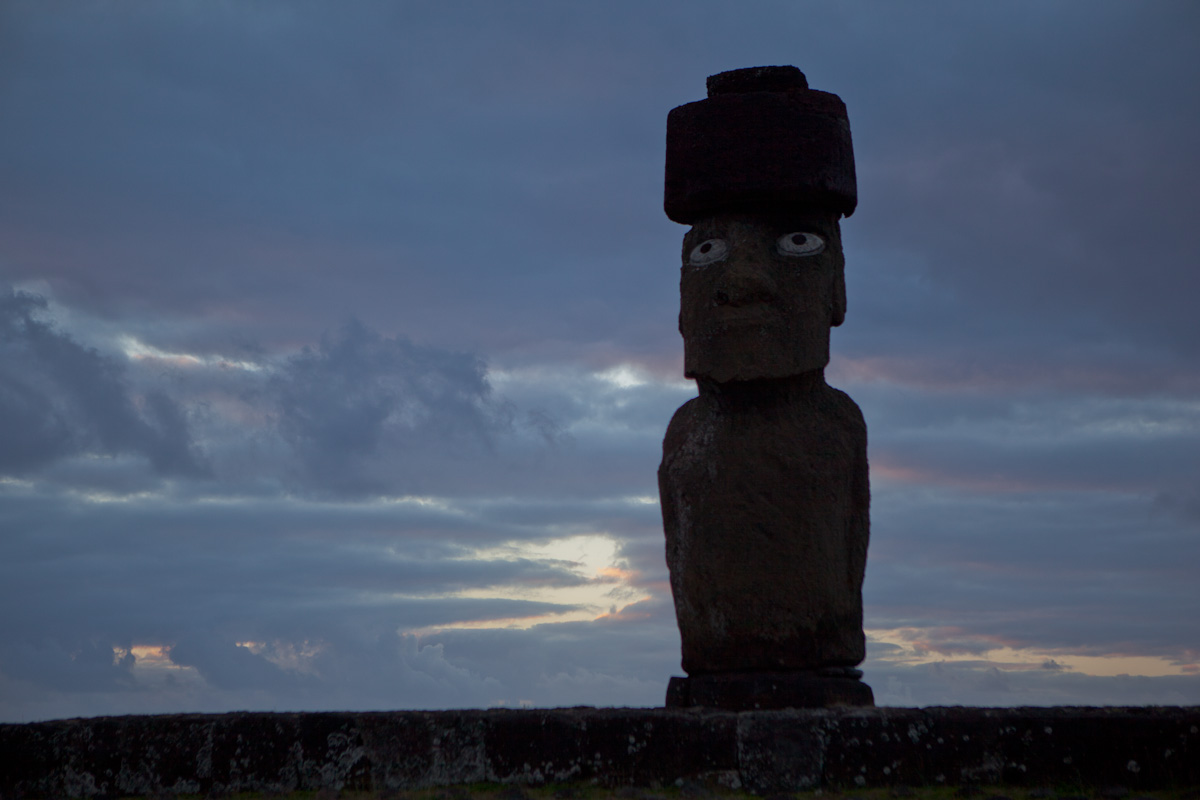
[863,482,1200,669]
[866,659,1200,708]
[166,633,309,693]
[0,640,136,695]
[0,287,208,477]
[269,319,508,496]
[2,1,1198,722]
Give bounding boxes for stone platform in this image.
[666,669,875,710]
[1,706,1197,797]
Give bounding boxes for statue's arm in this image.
[845,395,871,589]
[824,386,870,588]
[658,398,700,557]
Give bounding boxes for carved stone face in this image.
[680,212,846,382]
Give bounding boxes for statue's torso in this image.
[658,378,869,674]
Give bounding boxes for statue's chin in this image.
[684,349,829,384]
[683,318,831,383]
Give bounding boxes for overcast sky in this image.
[2,1,1198,722]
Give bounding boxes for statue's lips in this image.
[702,305,784,332]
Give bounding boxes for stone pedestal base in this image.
[665,668,874,710]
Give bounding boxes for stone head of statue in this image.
[664,66,856,383]
[679,210,845,382]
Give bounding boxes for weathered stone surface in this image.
[678,213,846,383]
[667,670,874,711]
[664,66,856,224]
[482,708,738,787]
[818,707,1200,790]
[661,211,867,680]
[737,711,828,792]
[659,68,869,709]
[359,712,487,789]
[659,371,869,674]
[2,707,1197,796]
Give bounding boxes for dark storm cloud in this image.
[0,0,682,357]
[863,485,1200,666]
[0,283,666,507]
[866,659,1200,708]
[0,287,207,476]
[863,398,1200,493]
[3,1,1199,720]
[0,640,136,695]
[3,1,1196,370]
[167,633,314,693]
[422,601,681,708]
[0,483,596,705]
[837,1,1200,373]
[269,320,508,496]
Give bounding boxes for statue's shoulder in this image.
[664,395,702,437]
[662,395,714,460]
[818,383,866,435]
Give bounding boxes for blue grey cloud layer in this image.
[1,1,1198,720]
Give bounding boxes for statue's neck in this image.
[696,369,826,411]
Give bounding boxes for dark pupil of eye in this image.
[791,234,806,246]
[699,242,712,254]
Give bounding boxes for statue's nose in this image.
[713,255,778,307]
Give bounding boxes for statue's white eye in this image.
[688,239,728,265]
[777,232,825,256]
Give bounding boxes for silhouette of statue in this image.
[659,66,873,709]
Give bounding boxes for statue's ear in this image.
[831,270,847,327]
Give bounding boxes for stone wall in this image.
[2,706,1196,797]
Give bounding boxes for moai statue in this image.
[659,66,873,709]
